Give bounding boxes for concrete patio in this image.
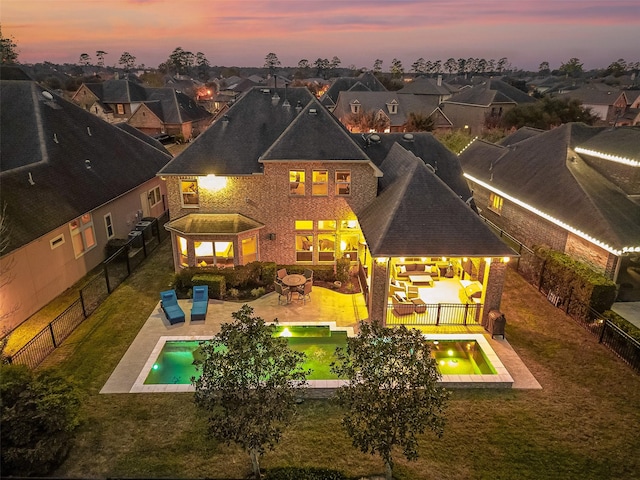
[101,286,540,394]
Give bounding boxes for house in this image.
[396,75,458,103]
[332,90,452,133]
[320,71,387,111]
[158,86,515,326]
[0,79,172,331]
[458,123,640,286]
[555,84,629,126]
[72,79,213,140]
[440,79,537,133]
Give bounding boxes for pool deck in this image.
[100,287,540,394]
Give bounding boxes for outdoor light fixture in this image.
[503,257,510,263]
[485,258,492,264]
[376,257,388,264]
[199,174,227,192]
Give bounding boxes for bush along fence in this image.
[481,216,640,374]
[7,212,170,369]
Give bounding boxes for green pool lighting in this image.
[152,364,159,370]
[279,327,293,337]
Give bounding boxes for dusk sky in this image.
[3,0,639,71]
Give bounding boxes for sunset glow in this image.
[3,0,639,70]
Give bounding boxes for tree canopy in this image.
[193,305,308,478]
[500,96,599,130]
[331,322,449,480]
[0,26,19,65]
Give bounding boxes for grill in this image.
[486,310,506,339]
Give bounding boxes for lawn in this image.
[37,241,640,479]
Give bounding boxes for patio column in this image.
[369,257,391,325]
[482,259,508,325]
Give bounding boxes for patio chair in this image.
[303,268,314,280]
[160,289,185,325]
[275,281,291,305]
[191,285,209,321]
[296,281,312,304]
[277,268,288,280]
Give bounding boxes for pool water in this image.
[143,327,497,385]
[144,327,348,385]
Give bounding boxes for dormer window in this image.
[350,100,361,114]
[386,100,398,114]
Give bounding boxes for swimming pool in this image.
[131,326,512,392]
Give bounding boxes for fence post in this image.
[598,320,607,343]
[538,259,547,292]
[104,263,112,294]
[49,322,57,348]
[125,247,132,277]
[436,304,441,326]
[79,289,87,318]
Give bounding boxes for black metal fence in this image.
[386,303,482,326]
[481,216,640,374]
[8,211,170,369]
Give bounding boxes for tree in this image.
[497,57,510,73]
[559,57,583,78]
[0,364,81,476]
[330,55,341,71]
[195,51,210,80]
[331,322,449,480]
[264,52,281,76]
[390,58,404,78]
[0,26,19,64]
[118,51,136,72]
[444,58,457,75]
[193,305,308,479]
[373,58,383,74]
[345,109,389,133]
[78,53,91,66]
[539,61,551,75]
[404,112,435,132]
[95,50,107,67]
[411,57,426,74]
[606,58,627,77]
[297,58,310,70]
[314,57,329,78]
[500,96,599,130]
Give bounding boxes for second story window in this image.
[488,192,503,215]
[70,213,96,258]
[335,170,351,196]
[290,170,305,195]
[312,170,328,196]
[181,179,199,207]
[350,100,361,114]
[116,104,125,115]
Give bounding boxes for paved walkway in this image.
[611,302,640,329]
[101,287,540,393]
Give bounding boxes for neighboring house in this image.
[158,86,514,325]
[396,75,458,103]
[320,71,387,111]
[556,84,628,126]
[441,79,537,133]
[0,79,172,332]
[332,90,452,133]
[72,79,213,140]
[458,123,640,285]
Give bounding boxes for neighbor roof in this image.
[443,79,536,107]
[459,123,640,253]
[0,80,172,255]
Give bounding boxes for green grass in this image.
[32,241,640,479]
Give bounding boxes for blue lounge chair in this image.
[191,285,209,321]
[160,290,185,325]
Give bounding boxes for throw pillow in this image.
[399,265,406,274]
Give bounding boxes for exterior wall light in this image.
[199,174,227,192]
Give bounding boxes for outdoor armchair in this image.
[191,285,209,321]
[160,289,185,324]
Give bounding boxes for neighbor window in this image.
[341,234,359,261]
[335,170,351,196]
[181,179,199,207]
[104,213,114,239]
[489,193,503,214]
[312,170,328,196]
[295,220,313,230]
[296,234,313,262]
[70,213,96,258]
[242,236,257,263]
[290,170,305,195]
[350,101,361,114]
[178,236,188,266]
[318,220,336,231]
[149,186,162,207]
[318,234,336,262]
[50,234,65,250]
[116,104,125,115]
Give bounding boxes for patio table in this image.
[282,274,306,288]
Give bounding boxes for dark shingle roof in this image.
[397,76,456,96]
[444,79,536,107]
[0,81,172,255]
[159,87,316,176]
[350,132,473,202]
[498,126,545,146]
[358,145,515,257]
[459,123,640,252]
[321,71,387,104]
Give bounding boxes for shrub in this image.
[265,466,347,480]
[228,288,240,299]
[192,273,226,299]
[0,365,81,476]
[251,287,266,298]
[335,256,350,284]
[602,310,640,342]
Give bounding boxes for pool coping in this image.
[129,329,512,393]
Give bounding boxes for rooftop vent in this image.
[402,133,414,142]
[85,159,92,170]
[425,163,436,173]
[369,134,381,144]
[295,101,303,113]
[261,88,270,94]
[87,126,92,136]
[42,91,54,101]
[28,172,35,186]
[53,133,59,144]
[308,108,317,115]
